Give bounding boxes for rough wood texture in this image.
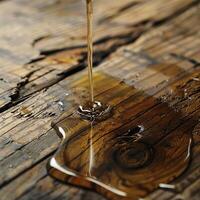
[0,0,199,200]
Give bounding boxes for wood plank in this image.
[0,0,199,200]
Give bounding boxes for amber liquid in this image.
[78,0,111,121]
[86,0,94,102]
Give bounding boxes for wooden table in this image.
[0,0,200,199]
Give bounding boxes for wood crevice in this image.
[1,0,199,114]
[169,53,200,68]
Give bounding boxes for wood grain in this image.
[0,0,199,200]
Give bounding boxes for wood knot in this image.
[112,142,154,170]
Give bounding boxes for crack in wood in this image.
[0,29,144,113]
[150,0,200,27]
[0,68,42,113]
[98,1,141,25]
[169,53,200,68]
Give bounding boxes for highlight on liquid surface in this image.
[47,72,197,200]
[77,101,112,121]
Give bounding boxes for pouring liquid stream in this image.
[78,0,112,121]
[86,0,94,103]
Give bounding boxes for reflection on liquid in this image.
[49,157,77,177]
[47,73,197,200]
[88,123,94,177]
[77,101,112,122]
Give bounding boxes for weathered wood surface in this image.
[0,0,199,200]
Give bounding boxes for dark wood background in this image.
[0,0,200,199]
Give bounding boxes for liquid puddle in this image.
[47,72,197,200]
